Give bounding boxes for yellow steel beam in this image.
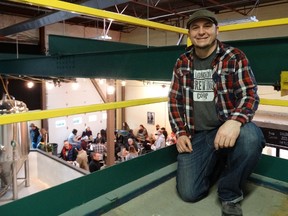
[10,0,187,34]
[0,97,287,125]
[219,17,288,32]
[260,98,288,107]
[11,0,288,35]
[0,97,167,125]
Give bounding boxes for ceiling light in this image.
[46,81,54,90]
[121,80,126,86]
[95,35,112,40]
[27,81,34,88]
[72,82,79,90]
[107,85,115,95]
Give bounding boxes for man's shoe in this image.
[221,201,243,216]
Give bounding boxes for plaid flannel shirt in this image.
[168,40,259,137]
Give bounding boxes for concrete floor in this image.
[103,177,288,216]
[0,177,49,206]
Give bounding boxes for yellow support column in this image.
[281,71,288,96]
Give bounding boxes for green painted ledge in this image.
[0,145,287,216]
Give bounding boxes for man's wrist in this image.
[176,131,187,138]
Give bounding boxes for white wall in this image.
[46,78,107,152]
[124,80,171,136]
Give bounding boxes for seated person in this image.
[94,132,102,144]
[153,130,166,150]
[92,138,107,154]
[117,147,129,162]
[125,146,138,160]
[68,129,81,147]
[136,125,148,143]
[127,138,139,152]
[81,126,93,143]
[167,128,177,145]
[59,140,77,162]
[76,144,89,171]
[89,152,103,173]
[90,138,107,162]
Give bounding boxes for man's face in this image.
[128,139,133,145]
[188,19,218,50]
[94,153,101,161]
[64,141,69,149]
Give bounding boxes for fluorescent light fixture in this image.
[94,35,112,40]
[219,16,258,26]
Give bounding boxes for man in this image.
[168,9,265,216]
[29,123,40,149]
[153,124,160,141]
[153,130,166,150]
[89,152,103,173]
[76,144,89,171]
[68,129,81,147]
[59,140,77,162]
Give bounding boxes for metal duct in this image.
[0,0,129,36]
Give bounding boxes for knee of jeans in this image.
[177,187,207,202]
[239,126,265,152]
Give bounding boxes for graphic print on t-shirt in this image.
[193,69,214,102]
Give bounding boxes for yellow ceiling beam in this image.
[11,0,288,35]
[219,17,288,32]
[10,0,188,34]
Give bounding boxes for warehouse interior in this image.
[0,0,288,215]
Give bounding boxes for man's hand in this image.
[176,135,192,153]
[214,120,242,150]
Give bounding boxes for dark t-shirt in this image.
[193,50,222,131]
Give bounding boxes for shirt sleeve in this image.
[168,60,188,137]
[229,50,259,124]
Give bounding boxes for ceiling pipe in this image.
[207,0,247,16]
[147,0,254,21]
[131,0,187,18]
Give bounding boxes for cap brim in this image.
[187,17,217,28]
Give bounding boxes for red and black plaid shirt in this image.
[168,40,259,137]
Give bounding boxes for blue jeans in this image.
[176,122,265,203]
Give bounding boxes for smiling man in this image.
[168,9,266,216]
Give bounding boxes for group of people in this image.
[61,127,108,173]
[134,123,177,151]
[29,125,107,173]
[29,123,49,149]
[59,139,105,173]
[115,123,177,161]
